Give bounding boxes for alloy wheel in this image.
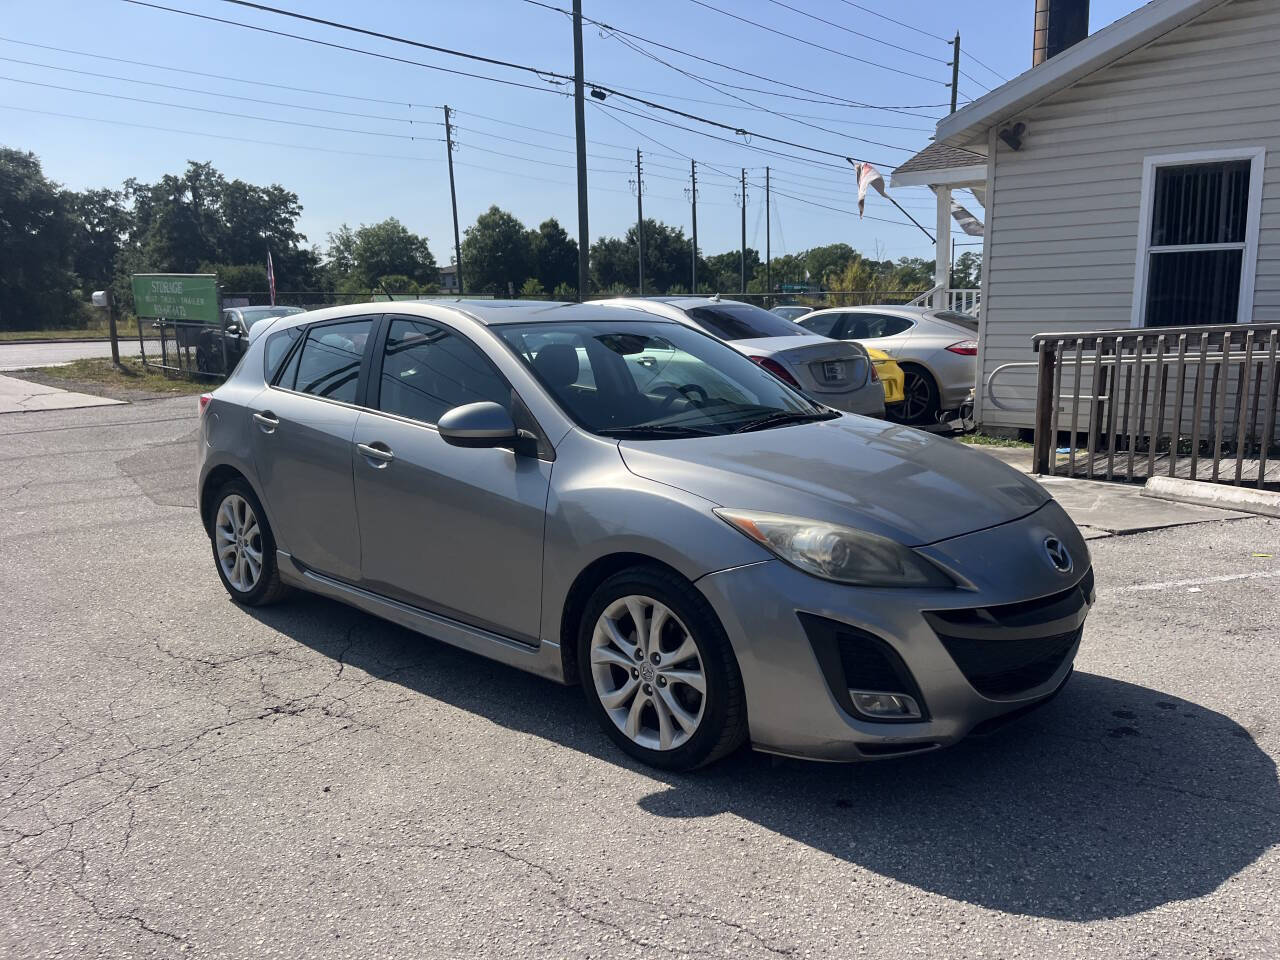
[900,370,933,423]
[589,595,707,751]
[215,494,263,593]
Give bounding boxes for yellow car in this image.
[867,348,905,407]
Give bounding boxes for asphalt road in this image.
[2,397,1277,959]
[0,340,161,371]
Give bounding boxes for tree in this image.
[802,243,856,286]
[67,188,129,297]
[701,248,760,294]
[461,206,531,295]
[0,148,79,330]
[528,218,578,294]
[324,218,436,291]
[519,278,545,298]
[951,250,982,288]
[552,281,577,301]
[590,219,692,294]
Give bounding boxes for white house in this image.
[894,0,1280,432]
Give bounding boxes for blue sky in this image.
[1,0,1144,275]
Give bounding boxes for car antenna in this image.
[710,292,721,302]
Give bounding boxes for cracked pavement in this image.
[1,396,1278,959]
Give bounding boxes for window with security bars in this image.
[1141,158,1252,328]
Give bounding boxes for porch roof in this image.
[890,142,987,188]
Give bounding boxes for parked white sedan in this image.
[794,306,978,425]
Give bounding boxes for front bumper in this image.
[695,500,1092,761]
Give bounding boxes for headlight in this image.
[714,509,953,588]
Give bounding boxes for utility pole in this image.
[634,148,645,295]
[765,166,771,305]
[572,0,590,300]
[950,32,961,113]
[689,159,698,293]
[739,167,747,294]
[443,105,464,295]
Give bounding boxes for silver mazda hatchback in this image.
[198,300,1092,770]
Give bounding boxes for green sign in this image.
[131,274,220,324]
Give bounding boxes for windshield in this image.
[495,319,834,439]
[681,301,809,342]
[241,306,305,328]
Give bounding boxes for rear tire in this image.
[578,566,747,771]
[209,479,289,606]
[889,364,940,426]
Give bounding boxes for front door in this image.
[250,315,377,583]
[352,315,551,643]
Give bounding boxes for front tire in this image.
[578,567,747,771]
[210,479,288,606]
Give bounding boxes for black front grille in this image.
[798,613,928,722]
[925,568,1091,699]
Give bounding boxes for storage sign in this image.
[131,274,220,324]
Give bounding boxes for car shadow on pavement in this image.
[250,596,1279,923]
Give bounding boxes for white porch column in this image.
[933,185,951,295]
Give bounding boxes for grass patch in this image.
[19,357,209,396]
[957,431,1033,448]
[0,318,146,342]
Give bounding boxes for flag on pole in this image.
[855,162,887,218]
[950,201,985,237]
[266,251,277,306]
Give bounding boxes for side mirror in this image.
[225,322,242,336]
[438,401,519,448]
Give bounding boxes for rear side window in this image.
[376,317,511,425]
[933,310,980,332]
[289,318,374,403]
[796,313,840,337]
[264,327,303,381]
[683,302,808,341]
[843,313,914,339]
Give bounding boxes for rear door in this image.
[351,315,552,643]
[250,315,378,583]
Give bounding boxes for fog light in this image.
[850,691,922,720]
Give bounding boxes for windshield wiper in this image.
[731,410,837,433]
[598,424,719,439]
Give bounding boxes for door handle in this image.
[252,411,280,433]
[356,441,395,465]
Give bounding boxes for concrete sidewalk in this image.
[0,374,124,414]
[970,443,1249,538]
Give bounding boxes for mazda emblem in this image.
[1044,537,1073,574]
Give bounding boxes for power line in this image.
[519,0,945,116]
[684,0,945,84]
[831,0,948,43]
[0,35,443,109]
[0,54,444,125]
[0,75,445,141]
[756,0,948,63]
[126,0,901,165]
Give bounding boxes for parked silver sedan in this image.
[198,300,1091,770]
[599,297,884,418]
[795,305,979,425]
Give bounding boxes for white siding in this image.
[979,0,1280,429]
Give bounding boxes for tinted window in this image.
[264,326,303,381]
[290,318,373,403]
[377,317,511,424]
[796,313,841,337]
[933,310,979,332]
[242,306,305,329]
[683,302,808,341]
[842,313,914,339]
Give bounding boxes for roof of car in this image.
[255,298,681,335]
[803,304,932,318]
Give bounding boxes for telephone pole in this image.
[443,105,464,295]
[689,159,698,293]
[949,32,961,113]
[572,0,590,300]
[634,148,645,295]
[765,166,771,304]
[739,167,747,294]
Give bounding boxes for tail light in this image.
[946,340,979,356]
[869,363,880,382]
[199,393,212,414]
[749,355,801,387]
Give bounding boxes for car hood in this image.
[618,417,1049,546]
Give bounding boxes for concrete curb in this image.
[1142,475,1280,519]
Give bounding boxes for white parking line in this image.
[1114,569,1280,593]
